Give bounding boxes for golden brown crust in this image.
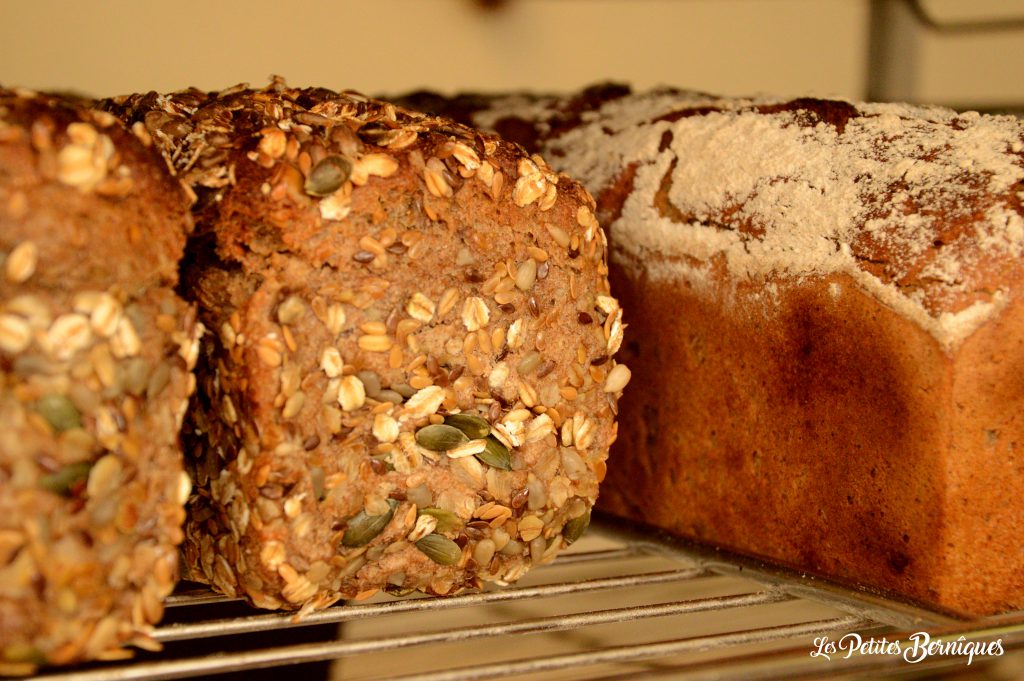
[0,89,200,672]
[107,81,626,611]
[401,86,1024,615]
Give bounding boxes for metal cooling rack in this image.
[28,514,1024,681]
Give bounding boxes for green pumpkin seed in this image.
[415,424,469,451]
[415,533,462,565]
[443,413,491,439]
[418,507,462,534]
[305,155,353,196]
[2,642,47,665]
[38,462,93,496]
[475,435,511,471]
[35,395,81,432]
[562,509,591,545]
[341,499,398,547]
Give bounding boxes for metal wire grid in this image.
[28,514,1024,681]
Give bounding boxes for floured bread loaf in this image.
[400,85,1024,615]
[105,81,626,612]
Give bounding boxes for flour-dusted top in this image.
[453,86,1024,351]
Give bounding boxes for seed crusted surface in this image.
[106,79,628,612]
[0,89,200,673]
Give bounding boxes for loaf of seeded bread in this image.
[400,85,1024,616]
[0,89,201,672]
[105,81,627,612]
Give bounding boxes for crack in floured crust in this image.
[402,85,1024,352]
[105,79,627,612]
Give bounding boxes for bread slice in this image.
[106,81,627,612]
[0,88,200,671]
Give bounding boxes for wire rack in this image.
[29,514,1024,681]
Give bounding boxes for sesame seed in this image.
[546,224,571,249]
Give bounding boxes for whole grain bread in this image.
[400,84,1024,616]
[106,80,627,612]
[0,88,201,672]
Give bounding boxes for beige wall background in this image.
[0,0,1022,107]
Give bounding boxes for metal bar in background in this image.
[867,0,922,102]
[908,0,1024,34]
[387,616,874,681]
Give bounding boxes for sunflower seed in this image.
[515,259,538,291]
[603,363,632,393]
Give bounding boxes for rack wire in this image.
[30,514,1024,681]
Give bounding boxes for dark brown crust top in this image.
[106,80,627,611]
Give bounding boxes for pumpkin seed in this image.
[562,509,591,545]
[35,395,81,432]
[418,507,462,533]
[443,412,491,439]
[305,155,352,196]
[415,533,462,565]
[341,499,398,547]
[39,462,92,496]
[475,435,511,471]
[415,424,468,451]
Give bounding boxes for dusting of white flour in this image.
[473,90,1024,352]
